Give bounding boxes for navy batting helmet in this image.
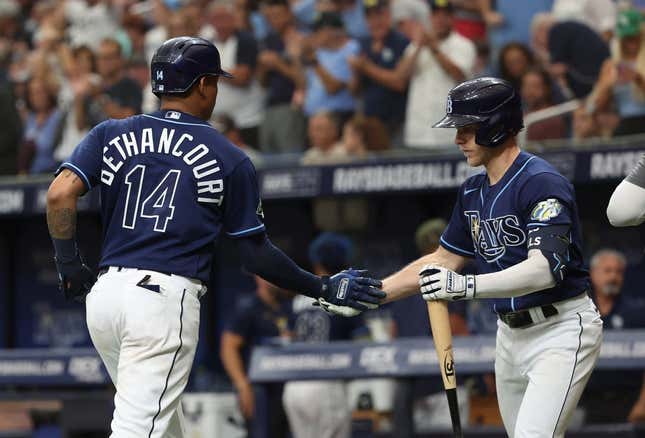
[433,77,523,148]
[150,36,232,97]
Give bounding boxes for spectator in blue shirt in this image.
[18,76,63,174]
[292,0,369,39]
[257,0,307,153]
[302,11,360,120]
[348,0,412,145]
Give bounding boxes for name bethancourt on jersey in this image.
[100,128,224,205]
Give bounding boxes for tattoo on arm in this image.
[47,207,77,239]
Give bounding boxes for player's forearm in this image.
[474,250,555,298]
[47,171,79,240]
[383,247,466,303]
[237,234,323,298]
[607,180,645,227]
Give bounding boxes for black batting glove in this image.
[54,252,96,302]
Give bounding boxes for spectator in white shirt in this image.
[403,0,476,148]
[202,0,266,148]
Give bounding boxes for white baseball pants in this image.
[282,380,351,438]
[495,293,603,438]
[86,267,205,438]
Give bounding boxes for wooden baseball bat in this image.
[427,300,463,438]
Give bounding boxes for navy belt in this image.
[498,304,558,328]
[98,266,174,278]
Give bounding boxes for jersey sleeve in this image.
[626,153,645,188]
[56,121,106,192]
[440,190,476,258]
[223,158,266,238]
[519,172,574,230]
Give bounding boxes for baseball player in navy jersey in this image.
[45,36,384,438]
[607,153,645,227]
[348,77,602,437]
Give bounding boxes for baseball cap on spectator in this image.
[428,0,453,12]
[391,0,430,28]
[313,11,344,30]
[363,0,388,14]
[616,9,643,38]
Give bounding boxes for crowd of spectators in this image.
[2,0,645,175]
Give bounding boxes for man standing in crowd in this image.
[530,13,609,99]
[403,0,475,149]
[84,38,142,127]
[257,0,307,153]
[220,277,291,438]
[204,0,265,147]
[302,11,360,122]
[349,0,413,146]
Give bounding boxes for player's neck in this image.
[160,101,208,121]
[484,144,521,186]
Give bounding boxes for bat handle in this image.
[446,387,463,438]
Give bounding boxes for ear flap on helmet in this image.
[476,113,511,148]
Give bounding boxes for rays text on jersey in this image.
[464,211,526,263]
[100,128,224,205]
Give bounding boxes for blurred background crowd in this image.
[2,0,645,176]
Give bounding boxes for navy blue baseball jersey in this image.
[441,151,589,313]
[58,110,265,282]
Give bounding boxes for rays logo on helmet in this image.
[156,70,163,80]
[530,199,563,222]
[446,95,453,114]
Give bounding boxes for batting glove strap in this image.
[419,265,476,301]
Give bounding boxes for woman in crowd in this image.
[592,9,645,136]
[497,41,534,92]
[18,75,63,174]
[521,68,567,141]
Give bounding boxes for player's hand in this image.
[419,265,476,301]
[315,269,385,316]
[54,252,96,302]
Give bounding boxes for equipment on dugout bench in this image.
[433,77,523,148]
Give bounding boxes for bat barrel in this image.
[446,387,463,438]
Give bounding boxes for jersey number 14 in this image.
[122,165,180,232]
